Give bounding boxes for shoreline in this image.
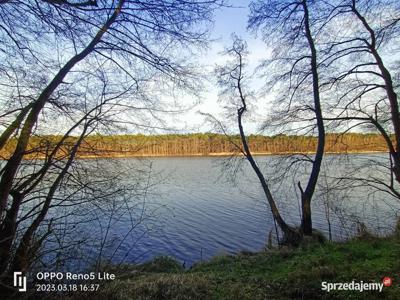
[1,150,387,161]
[70,150,387,159]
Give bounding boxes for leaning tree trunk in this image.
[238,107,301,244]
[234,49,302,244]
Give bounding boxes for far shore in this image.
[70,150,387,159]
[1,150,386,161]
[1,132,390,161]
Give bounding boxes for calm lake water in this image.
[42,154,400,270]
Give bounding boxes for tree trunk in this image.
[0,193,23,274]
[300,0,326,236]
[0,103,32,151]
[238,108,300,244]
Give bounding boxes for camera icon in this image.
[13,272,26,292]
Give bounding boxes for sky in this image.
[173,0,272,134]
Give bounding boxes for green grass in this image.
[66,235,400,300]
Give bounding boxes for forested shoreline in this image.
[0,133,389,159]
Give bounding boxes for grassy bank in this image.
[66,233,399,300]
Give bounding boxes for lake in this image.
[41,154,400,270]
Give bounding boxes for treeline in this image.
[0,133,389,159]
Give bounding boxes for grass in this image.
[63,233,400,300]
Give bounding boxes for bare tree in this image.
[0,0,223,295]
[314,0,400,200]
[248,0,326,236]
[214,37,302,244]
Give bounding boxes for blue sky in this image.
[213,1,252,41]
[174,0,272,134]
